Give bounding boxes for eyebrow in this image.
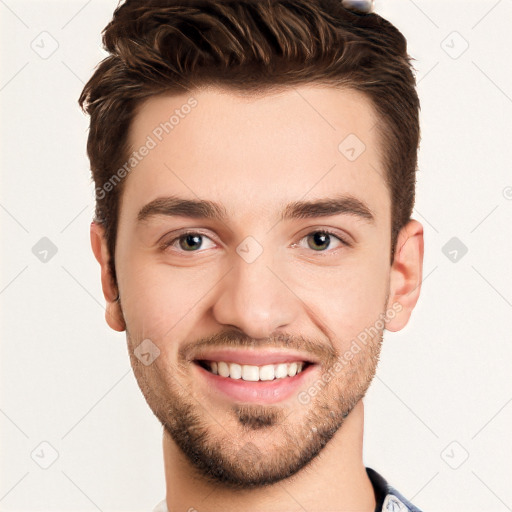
[137,194,374,223]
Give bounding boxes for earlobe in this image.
[90,221,126,332]
[385,219,424,332]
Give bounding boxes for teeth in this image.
[275,363,288,379]
[288,362,298,377]
[203,361,307,381]
[218,361,230,378]
[259,365,275,381]
[242,365,259,381]
[230,363,242,379]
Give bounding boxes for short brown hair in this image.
[79,0,420,285]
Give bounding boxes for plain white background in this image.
[1,0,511,510]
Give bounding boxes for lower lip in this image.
[194,362,318,404]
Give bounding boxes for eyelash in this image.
[160,229,350,255]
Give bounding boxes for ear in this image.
[385,219,424,332]
[90,221,126,332]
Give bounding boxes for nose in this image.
[211,248,300,339]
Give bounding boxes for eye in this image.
[161,231,216,253]
[160,229,350,255]
[296,230,349,252]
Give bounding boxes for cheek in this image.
[117,251,223,341]
[290,253,389,344]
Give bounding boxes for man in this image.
[79,0,424,510]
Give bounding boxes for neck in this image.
[161,400,375,512]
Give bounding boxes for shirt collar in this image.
[366,467,424,512]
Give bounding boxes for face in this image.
[92,84,422,489]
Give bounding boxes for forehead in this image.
[123,84,389,225]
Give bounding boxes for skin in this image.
[91,84,423,512]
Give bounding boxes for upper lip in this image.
[192,348,319,366]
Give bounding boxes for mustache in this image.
[178,328,338,364]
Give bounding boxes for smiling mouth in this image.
[195,360,313,382]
